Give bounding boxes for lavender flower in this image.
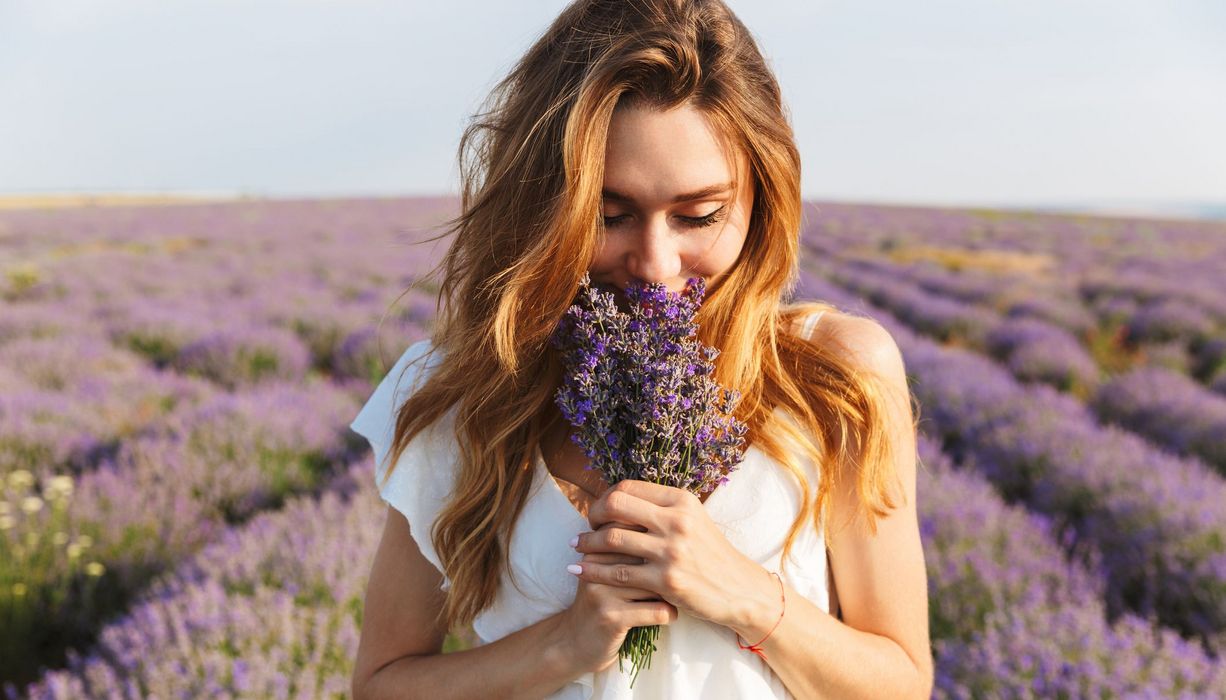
[550,273,748,686]
[1094,366,1226,473]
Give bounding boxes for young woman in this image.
[350,1,932,697]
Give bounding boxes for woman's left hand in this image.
[570,478,773,630]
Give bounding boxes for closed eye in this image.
[602,205,727,229]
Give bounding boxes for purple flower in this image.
[550,272,749,685]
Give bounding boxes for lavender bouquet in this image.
[549,273,749,686]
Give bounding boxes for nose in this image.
[624,218,683,288]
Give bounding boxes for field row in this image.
[798,269,1226,653]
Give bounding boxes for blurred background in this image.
[2,0,1224,216]
[2,2,1225,698]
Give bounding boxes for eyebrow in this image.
[601,181,734,205]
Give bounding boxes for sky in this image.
[2,0,1224,214]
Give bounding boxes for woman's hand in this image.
[557,526,680,674]
[570,479,774,631]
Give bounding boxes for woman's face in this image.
[588,102,753,307]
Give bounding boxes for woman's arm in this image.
[352,507,585,700]
[731,315,933,699]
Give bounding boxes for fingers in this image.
[579,550,646,569]
[587,486,672,533]
[570,556,653,591]
[601,479,692,508]
[580,551,640,563]
[575,552,659,599]
[575,525,660,561]
[598,520,647,534]
[616,586,664,602]
[630,601,679,629]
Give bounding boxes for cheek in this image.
[587,241,616,274]
[692,231,747,273]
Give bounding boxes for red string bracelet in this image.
[736,570,785,661]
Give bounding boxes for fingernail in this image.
[568,535,579,547]
[566,564,583,575]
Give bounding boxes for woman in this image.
[350,0,932,697]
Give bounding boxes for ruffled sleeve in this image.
[348,338,455,591]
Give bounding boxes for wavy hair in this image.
[381,0,912,633]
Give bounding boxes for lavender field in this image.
[1,197,1224,698]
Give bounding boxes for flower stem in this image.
[618,624,661,688]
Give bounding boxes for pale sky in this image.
[2,0,1224,212]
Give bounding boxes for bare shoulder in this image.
[809,311,907,387]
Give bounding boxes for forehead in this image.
[603,103,746,198]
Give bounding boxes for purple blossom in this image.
[551,274,748,496]
[550,273,748,684]
[1094,366,1226,472]
[174,325,313,390]
[917,437,1225,696]
[1126,299,1217,344]
[985,317,1100,391]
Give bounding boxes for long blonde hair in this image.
[382,0,910,632]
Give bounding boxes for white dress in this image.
[349,311,832,699]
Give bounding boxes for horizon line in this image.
[1,189,1223,223]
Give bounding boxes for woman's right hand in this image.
[556,524,679,674]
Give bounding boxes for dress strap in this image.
[800,309,826,341]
